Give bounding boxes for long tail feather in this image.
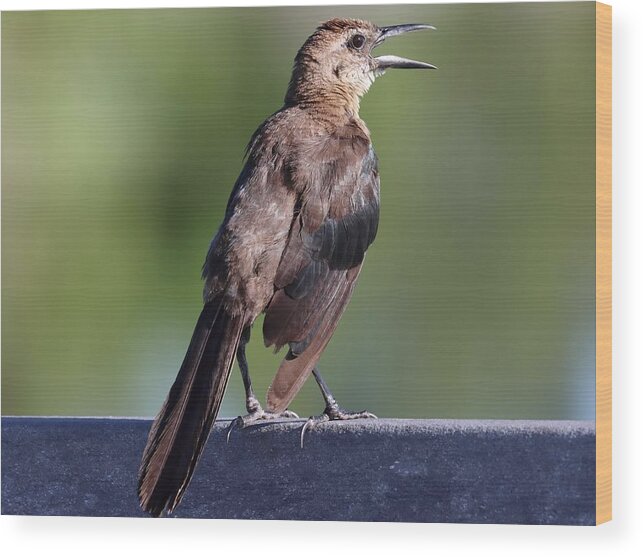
[138,299,244,517]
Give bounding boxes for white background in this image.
[1,0,640,555]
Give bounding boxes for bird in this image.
[138,17,435,518]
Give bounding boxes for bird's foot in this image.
[226,396,298,442]
[300,401,377,448]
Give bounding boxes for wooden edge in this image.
[1,417,598,523]
[595,1,612,526]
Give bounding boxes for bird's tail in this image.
[138,299,245,517]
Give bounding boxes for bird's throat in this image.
[286,79,372,120]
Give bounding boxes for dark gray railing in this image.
[1,417,595,524]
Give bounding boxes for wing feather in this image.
[262,126,379,407]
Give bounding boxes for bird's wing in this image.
[263,127,379,412]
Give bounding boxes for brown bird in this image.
[138,17,435,517]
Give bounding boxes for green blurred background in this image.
[2,3,596,420]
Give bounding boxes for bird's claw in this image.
[300,403,377,448]
[225,405,299,443]
[300,414,328,449]
[225,416,244,443]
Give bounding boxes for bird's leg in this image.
[226,327,298,442]
[237,326,261,415]
[311,367,378,420]
[300,367,377,448]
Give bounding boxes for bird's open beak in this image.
[374,24,437,70]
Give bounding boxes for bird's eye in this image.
[349,34,366,50]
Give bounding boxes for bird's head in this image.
[285,18,435,114]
